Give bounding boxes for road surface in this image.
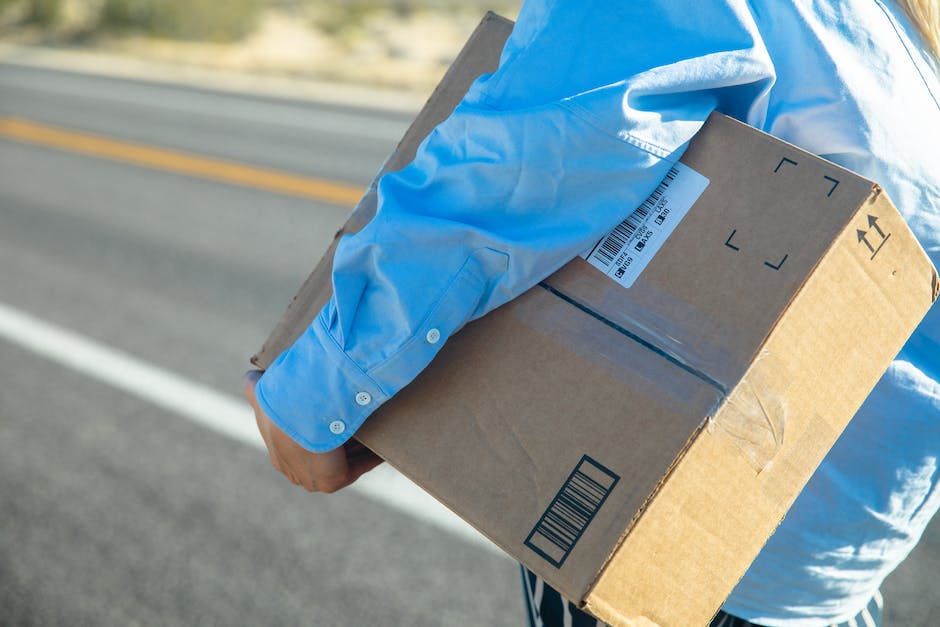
[0,63,524,627]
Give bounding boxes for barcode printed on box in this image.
[590,167,677,267]
[525,455,619,568]
[583,162,709,289]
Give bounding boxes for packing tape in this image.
[707,349,788,472]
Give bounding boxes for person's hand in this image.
[243,370,384,493]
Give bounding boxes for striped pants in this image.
[521,568,884,627]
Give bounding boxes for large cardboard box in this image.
[253,14,939,627]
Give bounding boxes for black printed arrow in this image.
[725,229,740,251]
[868,214,885,238]
[824,175,840,197]
[859,215,891,260]
[857,229,875,254]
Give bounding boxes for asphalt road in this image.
[0,63,936,626]
[0,63,523,627]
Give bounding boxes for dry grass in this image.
[0,0,522,90]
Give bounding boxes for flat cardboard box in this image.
[253,14,939,627]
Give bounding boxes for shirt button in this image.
[355,391,372,406]
[426,328,441,344]
[329,420,346,435]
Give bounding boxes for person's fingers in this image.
[251,410,280,471]
[242,371,311,489]
[306,447,350,494]
[276,457,302,487]
[263,424,313,491]
[245,388,377,494]
[271,448,290,475]
[271,438,309,487]
[282,454,315,491]
[244,372,291,478]
[262,436,283,474]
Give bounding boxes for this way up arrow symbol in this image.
[868,215,885,239]
[857,229,875,254]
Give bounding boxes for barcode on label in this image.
[582,162,709,289]
[524,455,620,568]
[588,166,679,268]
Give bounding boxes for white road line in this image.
[0,300,500,555]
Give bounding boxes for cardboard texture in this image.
[253,14,938,627]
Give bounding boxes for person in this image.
[243,0,940,625]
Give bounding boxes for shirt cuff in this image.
[256,309,388,453]
[256,248,505,453]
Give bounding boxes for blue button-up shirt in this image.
[258,1,939,624]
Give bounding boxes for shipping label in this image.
[583,163,710,288]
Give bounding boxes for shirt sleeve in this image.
[256,0,776,452]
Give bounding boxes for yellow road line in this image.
[0,116,364,207]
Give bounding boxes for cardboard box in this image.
[253,14,939,627]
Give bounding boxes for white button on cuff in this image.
[355,392,372,406]
[426,328,441,344]
[329,420,346,435]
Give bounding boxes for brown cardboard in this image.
[253,14,938,627]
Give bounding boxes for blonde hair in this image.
[896,0,940,60]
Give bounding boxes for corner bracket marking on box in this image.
[773,156,798,172]
[525,455,620,568]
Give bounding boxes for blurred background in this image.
[0,0,519,90]
[0,1,936,626]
